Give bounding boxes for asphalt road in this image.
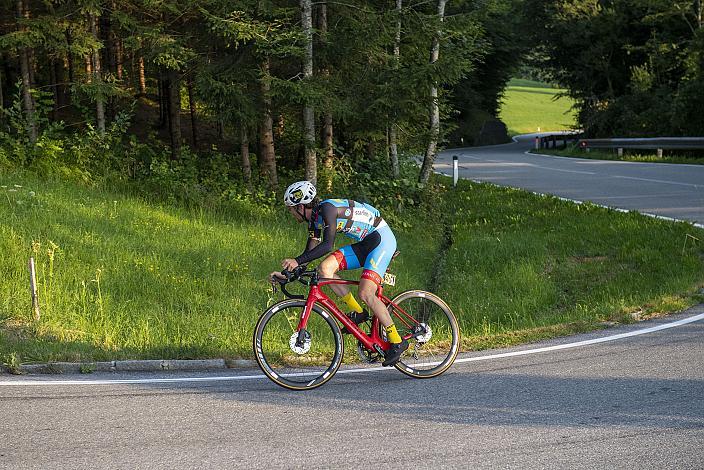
[1,308,703,469]
[436,135,704,226]
[2,139,703,469]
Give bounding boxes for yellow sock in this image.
[341,292,363,313]
[385,324,402,344]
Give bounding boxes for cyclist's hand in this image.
[270,271,287,283]
[281,258,299,271]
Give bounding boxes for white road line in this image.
[1,312,702,387]
[611,174,702,188]
[454,311,704,364]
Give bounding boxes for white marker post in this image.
[29,257,40,321]
[452,155,458,187]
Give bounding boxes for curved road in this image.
[1,310,703,468]
[436,135,704,227]
[1,139,703,468]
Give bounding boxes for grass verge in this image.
[534,146,704,165]
[1,171,703,365]
[438,177,704,345]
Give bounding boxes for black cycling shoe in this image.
[382,339,409,367]
[340,310,370,334]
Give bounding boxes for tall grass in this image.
[0,171,440,363]
[1,171,702,363]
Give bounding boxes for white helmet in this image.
[284,180,316,206]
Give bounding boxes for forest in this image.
[0,0,702,195]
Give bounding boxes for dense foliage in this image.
[0,0,527,193]
[527,0,704,137]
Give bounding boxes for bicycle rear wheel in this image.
[388,290,459,378]
[253,299,343,390]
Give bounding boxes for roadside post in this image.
[453,155,458,188]
[534,136,540,150]
[29,257,40,321]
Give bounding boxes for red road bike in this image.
[253,262,459,390]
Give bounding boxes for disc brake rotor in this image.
[415,323,432,343]
[289,331,311,354]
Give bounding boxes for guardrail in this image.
[577,137,704,157]
[536,133,582,150]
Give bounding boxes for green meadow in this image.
[2,171,702,366]
[499,79,577,135]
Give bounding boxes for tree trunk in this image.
[318,2,334,190]
[101,11,114,75]
[322,112,333,183]
[55,58,66,109]
[167,69,182,159]
[0,67,4,111]
[138,54,146,95]
[65,29,74,102]
[89,13,106,135]
[418,0,447,185]
[116,39,123,80]
[187,78,198,147]
[17,0,37,143]
[101,9,116,121]
[259,57,278,191]
[389,0,402,179]
[389,125,399,178]
[2,53,13,110]
[158,69,167,128]
[301,0,316,184]
[240,124,252,191]
[27,48,35,88]
[49,59,59,120]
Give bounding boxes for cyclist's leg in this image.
[317,247,361,297]
[358,278,393,326]
[356,226,397,328]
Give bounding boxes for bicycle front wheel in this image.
[253,299,343,390]
[388,290,459,378]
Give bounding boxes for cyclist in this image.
[270,180,408,366]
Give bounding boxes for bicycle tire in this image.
[253,299,343,390]
[387,290,459,378]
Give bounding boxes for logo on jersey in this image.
[344,209,351,217]
[336,221,345,231]
[369,251,386,270]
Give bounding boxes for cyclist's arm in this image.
[304,237,321,253]
[295,203,336,265]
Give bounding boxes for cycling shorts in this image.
[332,222,397,285]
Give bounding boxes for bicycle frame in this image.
[296,277,421,353]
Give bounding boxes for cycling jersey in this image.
[294,199,397,285]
